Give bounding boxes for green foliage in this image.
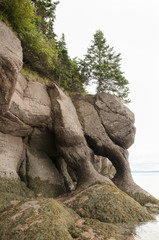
[21,28,58,77]
[0,0,58,76]
[79,30,130,103]
[0,0,37,33]
[55,34,85,92]
[21,65,51,84]
[0,0,85,93]
[32,0,59,39]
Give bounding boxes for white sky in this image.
[54,0,159,169]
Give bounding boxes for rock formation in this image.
[0,20,159,240]
[72,94,151,199]
[49,84,112,189]
[0,21,65,198]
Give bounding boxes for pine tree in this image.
[56,34,85,92]
[32,0,59,39]
[79,30,130,103]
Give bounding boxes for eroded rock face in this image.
[9,73,51,127]
[24,147,66,197]
[73,93,135,150]
[72,94,148,196]
[94,93,136,149]
[0,111,33,137]
[0,22,64,199]
[0,21,22,114]
[0,73,52,137]
[49,85,112,188]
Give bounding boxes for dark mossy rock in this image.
[127,192,159,206]
[0,177,35,213]
[0,198,79,240]
[63,183,153,224]
[0,178,34,199]
[69,217,136,240]
[0,178,155,240]
[28,177,66,198]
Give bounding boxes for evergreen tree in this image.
[56,34,85,92]
[79,30,130,103]
[32,0,59,39]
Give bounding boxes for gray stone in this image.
[0,111,33,137]
[49,84,112,188]
[0,21,22,70]
[0,132,24,179]
[0,21,23,114]
[25,147,66,197]
[58,157,76,191]
[9,74,51,127]
[72,93,150,196]
[95,93,136,149]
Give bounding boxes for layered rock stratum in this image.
[0,20,159,240]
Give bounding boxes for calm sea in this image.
[132,171,159,240]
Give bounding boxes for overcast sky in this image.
[54,0,159,169]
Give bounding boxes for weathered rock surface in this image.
[0,132,24,179]
[25,147,66,197]
[9,73,51,127]
[93,155,116,179]
[49,84,112,188]
[58,157,76,191]
[0,111,33,137]
[0,21,22,114]
[0,72,52,137]
[72,94,154,201]
[72,93,135,149]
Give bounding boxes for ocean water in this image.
[132,171,159,240]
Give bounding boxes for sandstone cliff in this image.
[0,21,158,240]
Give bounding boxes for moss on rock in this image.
[63,183,153,224]
[126,192,159,214]
[0,177,35,216]
[0,178,156,240]
[0,198,79,240]
[69,217,136,240]
[0,178,34,198]
[28,177,66,198]
[127,192,159,206]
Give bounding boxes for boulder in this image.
[0,132,24,179]
[24,147,66,197]
[0,198,78,240]
[9,73,52,127]
[64,183,153,224]
[0,21,22,114]
[94,93,136,149]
